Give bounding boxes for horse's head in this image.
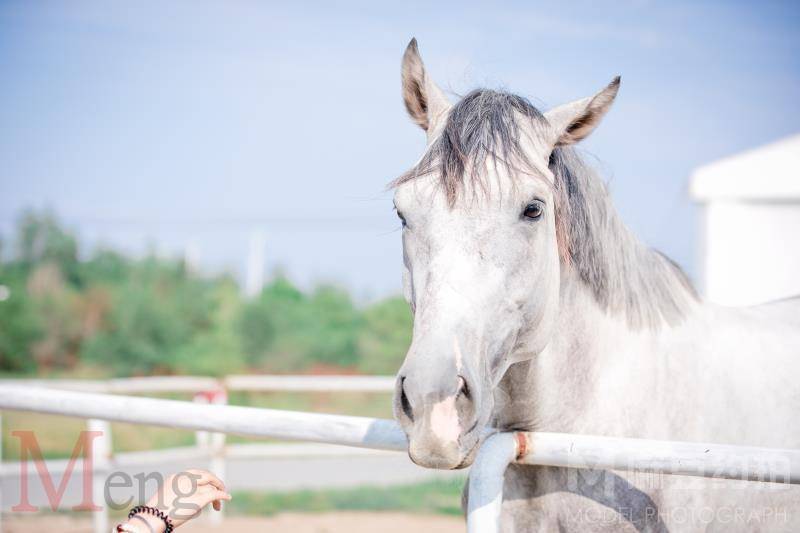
[392,39,619,469]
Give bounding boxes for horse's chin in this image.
[445,428,483,470]
[407,428,482,470]
[452,435,482,469]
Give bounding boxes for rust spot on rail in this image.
[515,432,528,460]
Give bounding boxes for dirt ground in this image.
[4,512,465,533]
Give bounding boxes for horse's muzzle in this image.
[394,374,481,469]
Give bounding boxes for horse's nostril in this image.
[457,375,470,400]
[400,377,414,422]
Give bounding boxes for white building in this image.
[690,134,800,306]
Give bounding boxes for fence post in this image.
[193,393,210,449]
[88,419,111,533]
[193,389,227,526]
[208,389,227,526]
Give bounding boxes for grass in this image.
[2,480,467,523]
[1,391,395,460]
[228,478,467,517]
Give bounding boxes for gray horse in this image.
[391,39,800,532]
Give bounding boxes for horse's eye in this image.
[523,202,544,221]
[397,210,407,227]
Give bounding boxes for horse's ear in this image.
[401,38,451,136]
[544,77,620,146]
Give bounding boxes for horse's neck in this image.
[494,278,602,431]
[495,262,697,433]
[554,149,696,330]
[494,158,700,432]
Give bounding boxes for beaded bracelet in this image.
[125,505,174,533]
[114,514,154,533]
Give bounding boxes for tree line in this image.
[0,210,412,376]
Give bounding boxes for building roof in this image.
[690,134,800,201]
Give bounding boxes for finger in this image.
[196,486,232,505]
[204,472,226,492]
[206,491,231,511]
[212,495,231,511]
[213,491,232,502]
[190,470,227,492]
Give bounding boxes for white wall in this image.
[699,200,800,306]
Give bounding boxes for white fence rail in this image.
[0,374,397,394]
[466,432,800,533]
[1,386,405,450]
[2,380,799,533]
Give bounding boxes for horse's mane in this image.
[391,88,697,329]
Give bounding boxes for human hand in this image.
[148,469,231,528]
[121,469,231,532]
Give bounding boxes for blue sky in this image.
[1,1,798,298]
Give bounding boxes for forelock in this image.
[391,89,550,205]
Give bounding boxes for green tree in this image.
[16,210,81,285]
[239,277,297,368]
[357,297,412,374]
[26,264,85,370]
[305,285,361,367]
[238,278,363,371]
[0,271,42,373]
[174,279,246,376]
[81,248,131,285]
[0,209,416,377]
[80,256,217,375]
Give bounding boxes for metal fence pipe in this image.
[0,386,406,451]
